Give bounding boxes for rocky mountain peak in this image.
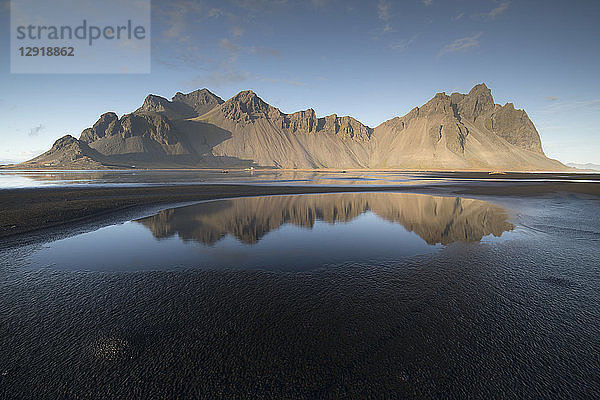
[50,135,79,151]
[135,89,223,119]
[420,92,454,116]
[172,89,224,116]
[281,108,372,140]
[450,92,466,104]
[282,109,318,132]
[219,90,280,122]
[232,90,261,104]
[457,83,495,121]
[139,95,172,114]
[79,109,180,147]
[468,82,491,95]
[173,88,215,100]
[96,112,118,127]
[16,134,105,169]
[321,114,373,140]
[80,112,119,143]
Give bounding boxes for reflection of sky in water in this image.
[32,213,439,271]
[29,193,516,272]
[1,170,598,189]
[0,169,447,188]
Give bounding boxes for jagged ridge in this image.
[13,84,568,171]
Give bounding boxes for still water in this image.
[30,193,515,271]
[2,169,599,189]
[0,169,443,188]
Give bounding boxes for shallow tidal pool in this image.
[29,193,516,271]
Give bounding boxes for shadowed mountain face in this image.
[136,193,514,246]
[16,84,568,170]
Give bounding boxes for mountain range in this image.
[11,83,568,171]
[566,162,600,171]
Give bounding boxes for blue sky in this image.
[1,0,599,164]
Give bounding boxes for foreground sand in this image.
[1,175,599,238]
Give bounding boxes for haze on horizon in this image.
[0,0,599,165]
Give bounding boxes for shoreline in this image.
[1,181,599,239]
[0,184,406,239]
[0,166,585,173]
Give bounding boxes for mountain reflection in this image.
[136,193,514,246]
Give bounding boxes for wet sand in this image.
[1,174,599,238]
[0,185,394,238]
[1,193,599,399]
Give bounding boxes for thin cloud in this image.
[541,99,600,113]
[154,1,203,42]
[207,8,223,17]
[544,96,559,102]
[259,76,305,87]
[229,0,289,12]
[28,124,45,137]
[311,0,328,7]
[453,12,465,21]
[0,98,17,111]
[377,1,392,32]
[187,70,304,88]
[231,26,245,38]
[423,0,433,6]
[219,38,241,52]
[390,37,416,52]
[161,15,187,40]
[219,38,280,57]
[439,32,482,56]
[487,1,510,18]
[189,69,251,88]
[377,1,390,21]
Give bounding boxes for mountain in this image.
[199,90,374,168]
[566,162,600,171]
[20,135,107,169]
[9,84,569,171]
[371,84,555,170]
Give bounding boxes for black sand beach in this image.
[1,174,599,399]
